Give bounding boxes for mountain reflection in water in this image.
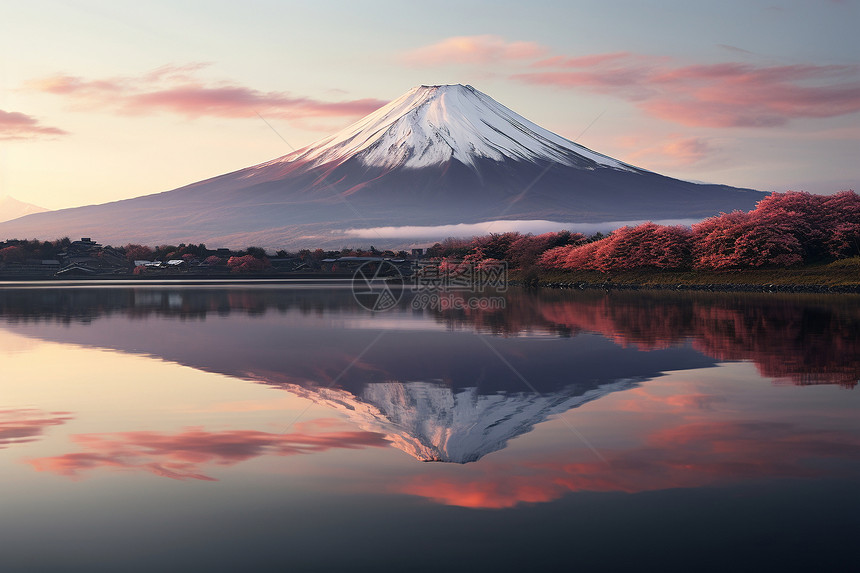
[1,285,857,464]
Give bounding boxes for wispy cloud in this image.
[27,419,389,481]
[402,36,860,128]
[517,56,860,128]
[532,51,637,69]
[26,63,387,122]
[623,135,718,167]
[0,409,73,447]
[0,110,68,140]
[400,34,547,66]
[716,44,756,56]
[342,218,703,239]
[398,420,860,508]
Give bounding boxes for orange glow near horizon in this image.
[395,370,860,509]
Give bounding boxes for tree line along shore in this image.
[0,191,858,290]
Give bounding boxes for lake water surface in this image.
[1,284,858,572]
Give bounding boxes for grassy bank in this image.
[513,257,860,292]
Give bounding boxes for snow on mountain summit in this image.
[286,378,638,463]
[288,84,635,171]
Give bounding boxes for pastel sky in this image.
[1,0,858,210]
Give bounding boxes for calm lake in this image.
[1,283,858,572]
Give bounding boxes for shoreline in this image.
[510,262,860,294]
[513,280,860,294]
[0,271,357,284]
[1,265,858,294]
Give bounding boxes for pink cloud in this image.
[624,135,717,167]
[401,35,547,66]
[124,86,385,119]
[515,55,860,127]
[26,65,387,123]
[142,62,213,83]
[611,389,728,414]
[401,35,859,128]
[398,420,860,509]
[402,474,561,509]
[0,110,68,140]
[28,419,389,480]
[0,409,73,446]
[28,74,124,96]
[532,51,634,69]
[663,393,727,410]
[400,36,860,128]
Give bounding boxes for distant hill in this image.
[0,196,49,224]
[0,84,764,249]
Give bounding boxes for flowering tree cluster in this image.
[427,231,584,270]
[123,244,153,262]
[540,191,859,272]
[0,245,25,263]
[540,224,693,272]
[227,255,271,273]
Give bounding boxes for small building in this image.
[70,238,100,249]
[67,256,100,266]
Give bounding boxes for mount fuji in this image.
[281,378,638,463]
[0,84,764,248]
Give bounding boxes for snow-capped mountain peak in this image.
[285,378,638,463]
[286,84,635,171]
[0,84,765,249]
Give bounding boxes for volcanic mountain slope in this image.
[0,84,764,248]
